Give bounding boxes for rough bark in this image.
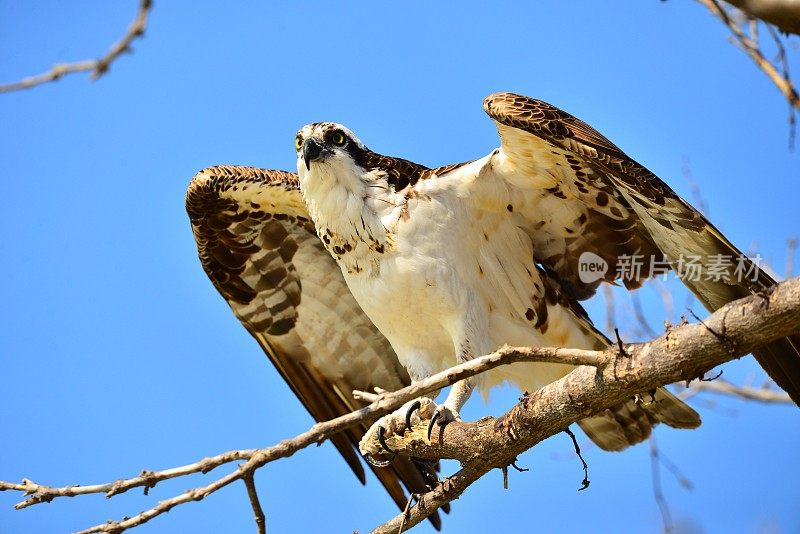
[2,277,799,534]
[370,276,800,533]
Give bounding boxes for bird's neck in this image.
[300,165,398,275]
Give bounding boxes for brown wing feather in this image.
[481,94,664,300]
[186,165,447,528]
[483,92,800,405]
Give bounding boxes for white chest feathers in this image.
[299,162,407,275]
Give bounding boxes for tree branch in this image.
[2,276,799,533]
[0,347,610,530]
[0,0,152,93]
[684,377,794,403]
[370,275,800,532]
[649,437,674,534]
[696,0,799,145]
[0,449,257,509]
[242,473,266,534]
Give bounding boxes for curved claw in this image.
[404,400,422,434]
[511,459,529,472]
[363,451,397,468]
[377,425,396,454]
[426,410,441,441]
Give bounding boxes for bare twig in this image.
[765,22,798,146]
[0,346,608,524]
[650,437,673,534]
[397,493,418,534]
[631,291,659,338]
[0,0,152,93]
[0,448,257,509]
[685,377,793,403]
[563,427,590,491]
[73,463,256,534]
[655,443,694,491]
[3,276,800,533]
[696,0,799,145]
[650,433,695,533]
[243,472,266,534]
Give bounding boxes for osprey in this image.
[293,92,800,446]
[187,92,800,521]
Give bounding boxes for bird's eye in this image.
[331,131,346,146]
[295,134,303,151]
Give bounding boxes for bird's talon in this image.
[427,410,441,441]
[377,425,395,454]
[404,400,422,434]
[363,451,396,468]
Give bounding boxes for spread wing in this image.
[186,166,446,528]
[482,92,800,405]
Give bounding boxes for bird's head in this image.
[294,122,403,263]
[295,122,369,181]
[295,122,428,197]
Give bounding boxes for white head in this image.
[295,122,428,194]
[293,123,429,268]
[294,122,370,190]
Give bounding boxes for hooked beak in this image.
[302,138,324,171]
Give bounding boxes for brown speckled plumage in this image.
[345,141,472,192]
[187,92,799,493]
[186,165,449,528]
[484,92,800,405]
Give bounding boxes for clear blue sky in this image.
[1,2,799,533]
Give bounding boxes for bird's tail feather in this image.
[578,387,700,452]
[751,334,800,405]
